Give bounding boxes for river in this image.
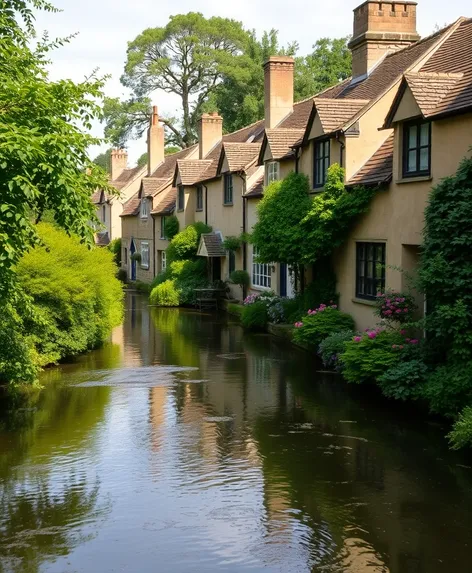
[1,293,472,573]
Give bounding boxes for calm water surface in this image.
[1,293,472,573]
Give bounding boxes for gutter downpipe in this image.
[336,131,346,169]
[152,211,156,277]
[237,172,248,300]
[203,184,208,226]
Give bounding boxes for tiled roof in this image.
[314,98,369,133]
[152,187,176,215]
[244,175,264,198]
[177,160,213,185]
[91,190,102,204]
[95,231,110,246]
[265,129,305,160]
[221,142,261,172]
[113,165,145,190]
[198,233,226,257]
[404,72,464,117]
[142,177,169,197]
[150,146,198,179]
[347,135,394,187]
[120,194,140,217]
[418,18,472,117]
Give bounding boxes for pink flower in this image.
[399,345,404,350]
[332,305,338,309]
[401,330,407,336]
[396,309,402,314]
[410,339,419,345]
[354,336,362,343]
[404,308,409,313]
[392,345,398,349]
[294,322,303,328]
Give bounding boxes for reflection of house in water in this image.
[149,387,169,452]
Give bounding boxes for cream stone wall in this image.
[335,112,472,331]
[153,214,170,276]
[121,211,155,284]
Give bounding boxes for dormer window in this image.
[266,161,280,185]
[178,185,185,211]
[140,197,148,219]
[402,120,431,178]
[314,139,330,189]
[224,174,233,205]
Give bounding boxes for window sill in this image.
[352,297,377,307]
[177,209,184,213]
[396,175,432,184]
[223,203,234,207]
[195,208,203,212]
[141,266,150,271]
[251,285,272,292]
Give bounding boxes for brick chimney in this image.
[264,56,294,129]
[147,105,165,175]
[110,149,128,181]
[348,1,421,80]
[198,112,223,160]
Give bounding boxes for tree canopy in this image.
[103,15,352,146]
[0,0,114,296]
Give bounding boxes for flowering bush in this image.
[292,305,355,348]
[318,330,355,371]
[242,292,297,325]
[241,301,268,330]
[375,290,417,323]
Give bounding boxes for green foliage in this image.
[241,301,268,331]
[340,330,405,385]
[0,1,115,298]
[448,406,472,450]
[301,165,376,263]
[318,330,355,371]
[117,269,127,283]
[252,172,312,265]
[227,303,244,318]
[421,362,472,418]
[134,281,151,294]
[420,157,472,362]
[378,359,428,402]
[170,258,208,304]
[137,152,148,167]
[108,238,121,266]
[167,222,211,262]
[293,306,355,349]
[223,236,242,252]
[150,280,180,307]
[1,224,124,385]
[230,270,250,287]
[375,290,417,324]
[164,215,179,241]
[303,260,338,310]
[93,148,112,172]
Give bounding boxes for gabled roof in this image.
[121,195,141,217]
[314,98,369,134]
[197,233,226,257]
[218,142,261,174]
[260,129,305,163]
[244,175,264,198]
[151,187,176,216]
[91,189,104,204]
[150,145,198,179]
[175,160,213,185]
[113,165,146,191]
[141,177,169,198]
[347,135,394,188]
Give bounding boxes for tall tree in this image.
[0,0,113,296]
[93,148,112,172]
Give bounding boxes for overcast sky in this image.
[34,0,470,164]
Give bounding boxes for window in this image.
[102,204,106,222]
[161,250,166,271]
[403,120,431,178]
[178,185,184,211]
[141,241,150,269]
[356,242,386,300]
[160,216,166,239]
[228,251,235,275]
[314,139,330,188]
[252,246,271,288]
[224,174,233,205]
[124,248,128,265]
[196,186,203,211]
[140,197,148,219]
[266,161,280,185]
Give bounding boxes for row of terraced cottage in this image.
[93,1,472,331]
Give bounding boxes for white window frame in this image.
[252,246,271,289]
[140,197,148,219]
[266,161,280,185]
[141,241,150,269]
[161,250,167,271]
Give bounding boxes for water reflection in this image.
[0,293,471,572]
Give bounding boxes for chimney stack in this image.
[349,1,420,80]
[198,112,223,160]
[147,105,165,176]
[264,56,294,129]
[110,149,128,181]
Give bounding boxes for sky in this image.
[34,0,470,165]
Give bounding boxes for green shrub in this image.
[134,281,151,294]
[241,301,268,331]
[227,303,244,318]
[378,359,429,401]
[149,280,180,307]
[108,238,121,266]
[13,223,123,372]
[223,236,242,252]
[230,270,250,288]
[171,258,209,305]
[340,329,405,385]
[302,259,338,311]
[421,362,472,418]
[167,222,211,262]
[293,306,354,348]
[448,406,472,450]
[164,215,179,241]
[117,268,127,282]
[318,330,355,371]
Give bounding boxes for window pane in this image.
[408,150,417,172]
[420,123,430,146]
[419,147,429,171]
[408,126,417,149]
